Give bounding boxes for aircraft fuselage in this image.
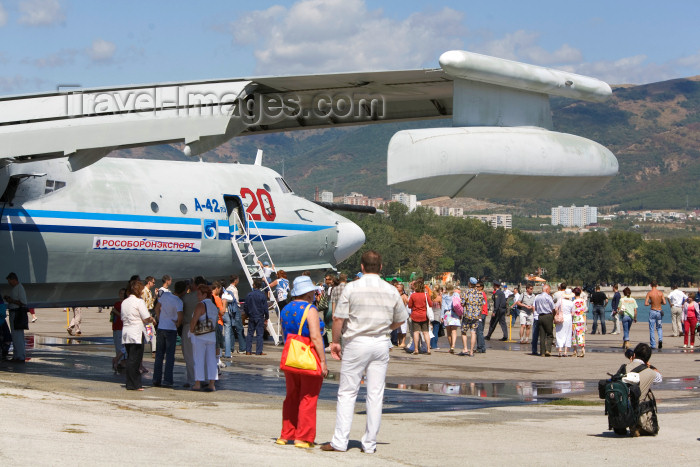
[0,157,364,307]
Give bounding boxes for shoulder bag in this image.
[425,293,435,322]
[553,301,564,325]
[193,301,215,335]
[280,304,322,376]
[452,294,464,318]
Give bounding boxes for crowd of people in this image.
[3,267,697,375]
[103,272,282,391]
[275,256,670,446]
[353,277,700,360]
[3,260,682,444]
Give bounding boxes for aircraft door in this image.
[223,195,246,238]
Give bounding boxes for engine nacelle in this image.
[387,126,618,199]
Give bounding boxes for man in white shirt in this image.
[666,284,687,337]
[153,281,185,388]
[260,261,274,283]
[321,251,407,454]
[515,285,536,344]
[503,284,514,300]
[157,274,172,299]
[534,284,555,357]
[508,286,520,330]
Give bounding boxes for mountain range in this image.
[111,75,700,211]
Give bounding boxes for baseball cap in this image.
[469,277,477,285]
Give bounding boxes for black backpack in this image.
[598,363,645,435]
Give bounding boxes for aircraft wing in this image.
[0,69,454,165]
[0,49,618,199]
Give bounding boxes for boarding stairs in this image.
[230,211,282,345]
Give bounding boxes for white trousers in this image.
[671,305,683,336]
[191,335,218,382]
[330,336,389,453]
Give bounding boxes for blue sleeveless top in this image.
[280,300,324,340]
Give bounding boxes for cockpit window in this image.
[44,179,66,195]
[276,177,294,194]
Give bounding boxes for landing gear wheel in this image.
[613,428,627,436]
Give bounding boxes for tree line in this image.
[340,204,700,287]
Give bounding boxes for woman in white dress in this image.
[189,284,219,391]
[121,280,156,390]
[443,284,462,354]
[555,289,574,357]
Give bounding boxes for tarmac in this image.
[1,307,699,466]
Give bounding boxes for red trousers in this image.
[684,317,697,346]
[281,371,323,443]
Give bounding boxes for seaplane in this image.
[0,50,618,307]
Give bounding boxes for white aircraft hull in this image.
[0,158,364,307]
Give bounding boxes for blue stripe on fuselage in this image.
[0,223,202,238]
[254,221,331,232]
[2,208,202,225]
[0,208,334,239]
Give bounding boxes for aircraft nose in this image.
[335,221,365,264]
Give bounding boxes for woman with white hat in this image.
[277,275,328,449]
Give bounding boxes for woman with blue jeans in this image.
[619,287,638,349]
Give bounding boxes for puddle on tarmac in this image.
[384,376,700,402]
[385,380,588,402]
[11,336,699,413]
[29,335,113,350]
[425,342,697,354]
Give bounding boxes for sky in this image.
[1,0,699,95]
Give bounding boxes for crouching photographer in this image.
[600,343,661,436]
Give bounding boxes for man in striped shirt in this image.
[534,284,555,357]
[322,251,408,455]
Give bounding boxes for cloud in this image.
[18,0,65,26]
[23,48,77,68]
[560,55,684,85]
[230,5,286,45]
[0,2,7,27]
[229,0,465,74]
[226,1,700,85]
[474,30,583,66]
[674,50,700,71]
[471,30,696,85]
[87,39,116,62]
[0,75,47,93]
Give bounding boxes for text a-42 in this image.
[194,198,223,213]
[194,189,276,221]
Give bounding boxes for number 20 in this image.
[240,188,276,221]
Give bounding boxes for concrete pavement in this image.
[1,307,698,466]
